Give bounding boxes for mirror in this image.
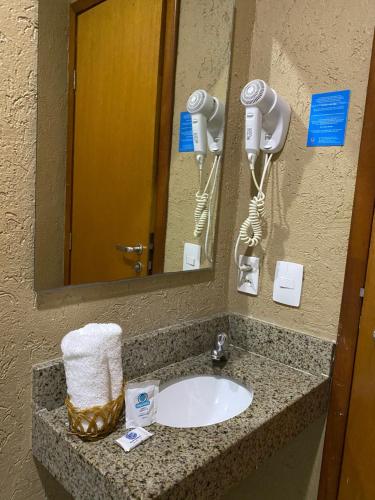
[35,0,234,290]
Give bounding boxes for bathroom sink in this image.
[156,375,253,428]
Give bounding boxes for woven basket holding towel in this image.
[61,323,124,441]
[65,383,125,440]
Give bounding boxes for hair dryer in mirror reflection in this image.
[186,90,225,264]
[234,80,291,270]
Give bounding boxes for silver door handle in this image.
[116,243,144,255]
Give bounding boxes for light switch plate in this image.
[237,255,260,295]
[183,243,201,271]
[273,261,303,307]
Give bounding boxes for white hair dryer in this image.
[187,89,225,162]
[240,79,291,166]
[235,80,291,262]
[186,89,225,264]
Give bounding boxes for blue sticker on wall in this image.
[178,112,194,152]
[307,90,351,147]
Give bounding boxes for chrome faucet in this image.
[211,333,230,362]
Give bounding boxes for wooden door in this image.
[67,0,164,285]
[338,212,375,499]
[318,35,375,500]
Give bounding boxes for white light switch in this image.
[186,255,196,266]
[273,261,303,307]
[279,276,294,289]
[237,255,260,295]
[183,243,201,271]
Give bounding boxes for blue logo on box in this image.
[135,392,150,409]
[126,431,138,440]
[179,111,194,152]
[307,90,351,147]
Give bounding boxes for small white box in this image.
[273,261,303,307]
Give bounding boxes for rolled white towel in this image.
[61,323,123,410]
[84,323,123,400]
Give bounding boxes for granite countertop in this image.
[33,343,329,499]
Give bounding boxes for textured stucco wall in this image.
[34,0,69,290]
[0,1,252,498]
[1,0,374,498]
[228,0,375,342]
[164,0,234,272]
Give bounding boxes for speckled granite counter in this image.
[32,314,333,499]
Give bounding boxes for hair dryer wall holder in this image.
[259,98,291,155]
[207,133,223,155]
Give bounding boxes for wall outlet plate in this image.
[237,256,260,295]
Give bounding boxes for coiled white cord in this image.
[194,192,209,238]
[204,155,221,263]
[239,191,266,246]
[194,155,221,263]
[234,153,273,269]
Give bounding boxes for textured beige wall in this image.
[164,0,234,272]
[228,0,375,342]
[1,0,374,498]
[0,1,252,498]
[34,0,69,290]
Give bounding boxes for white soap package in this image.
[125,380,160,429]
[116,427,153,452]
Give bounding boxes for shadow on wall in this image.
[36,461,73,500]
[224,415,326,500]
[247,109,314,283]
[264,110,314,282]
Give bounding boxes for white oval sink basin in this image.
[156,375,253,428]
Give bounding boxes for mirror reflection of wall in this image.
[34,0,235,291]
[164,0,233,273]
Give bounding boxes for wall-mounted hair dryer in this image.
[235,80,291,266]
[240,79,291,167]
[187,89,225,161]
[186,89,225,264]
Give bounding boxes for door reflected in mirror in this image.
[35,0,234,290]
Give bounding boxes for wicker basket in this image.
[65,384,125,441]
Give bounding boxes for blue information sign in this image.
[178,112,194,152]
[307,90,350,147]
